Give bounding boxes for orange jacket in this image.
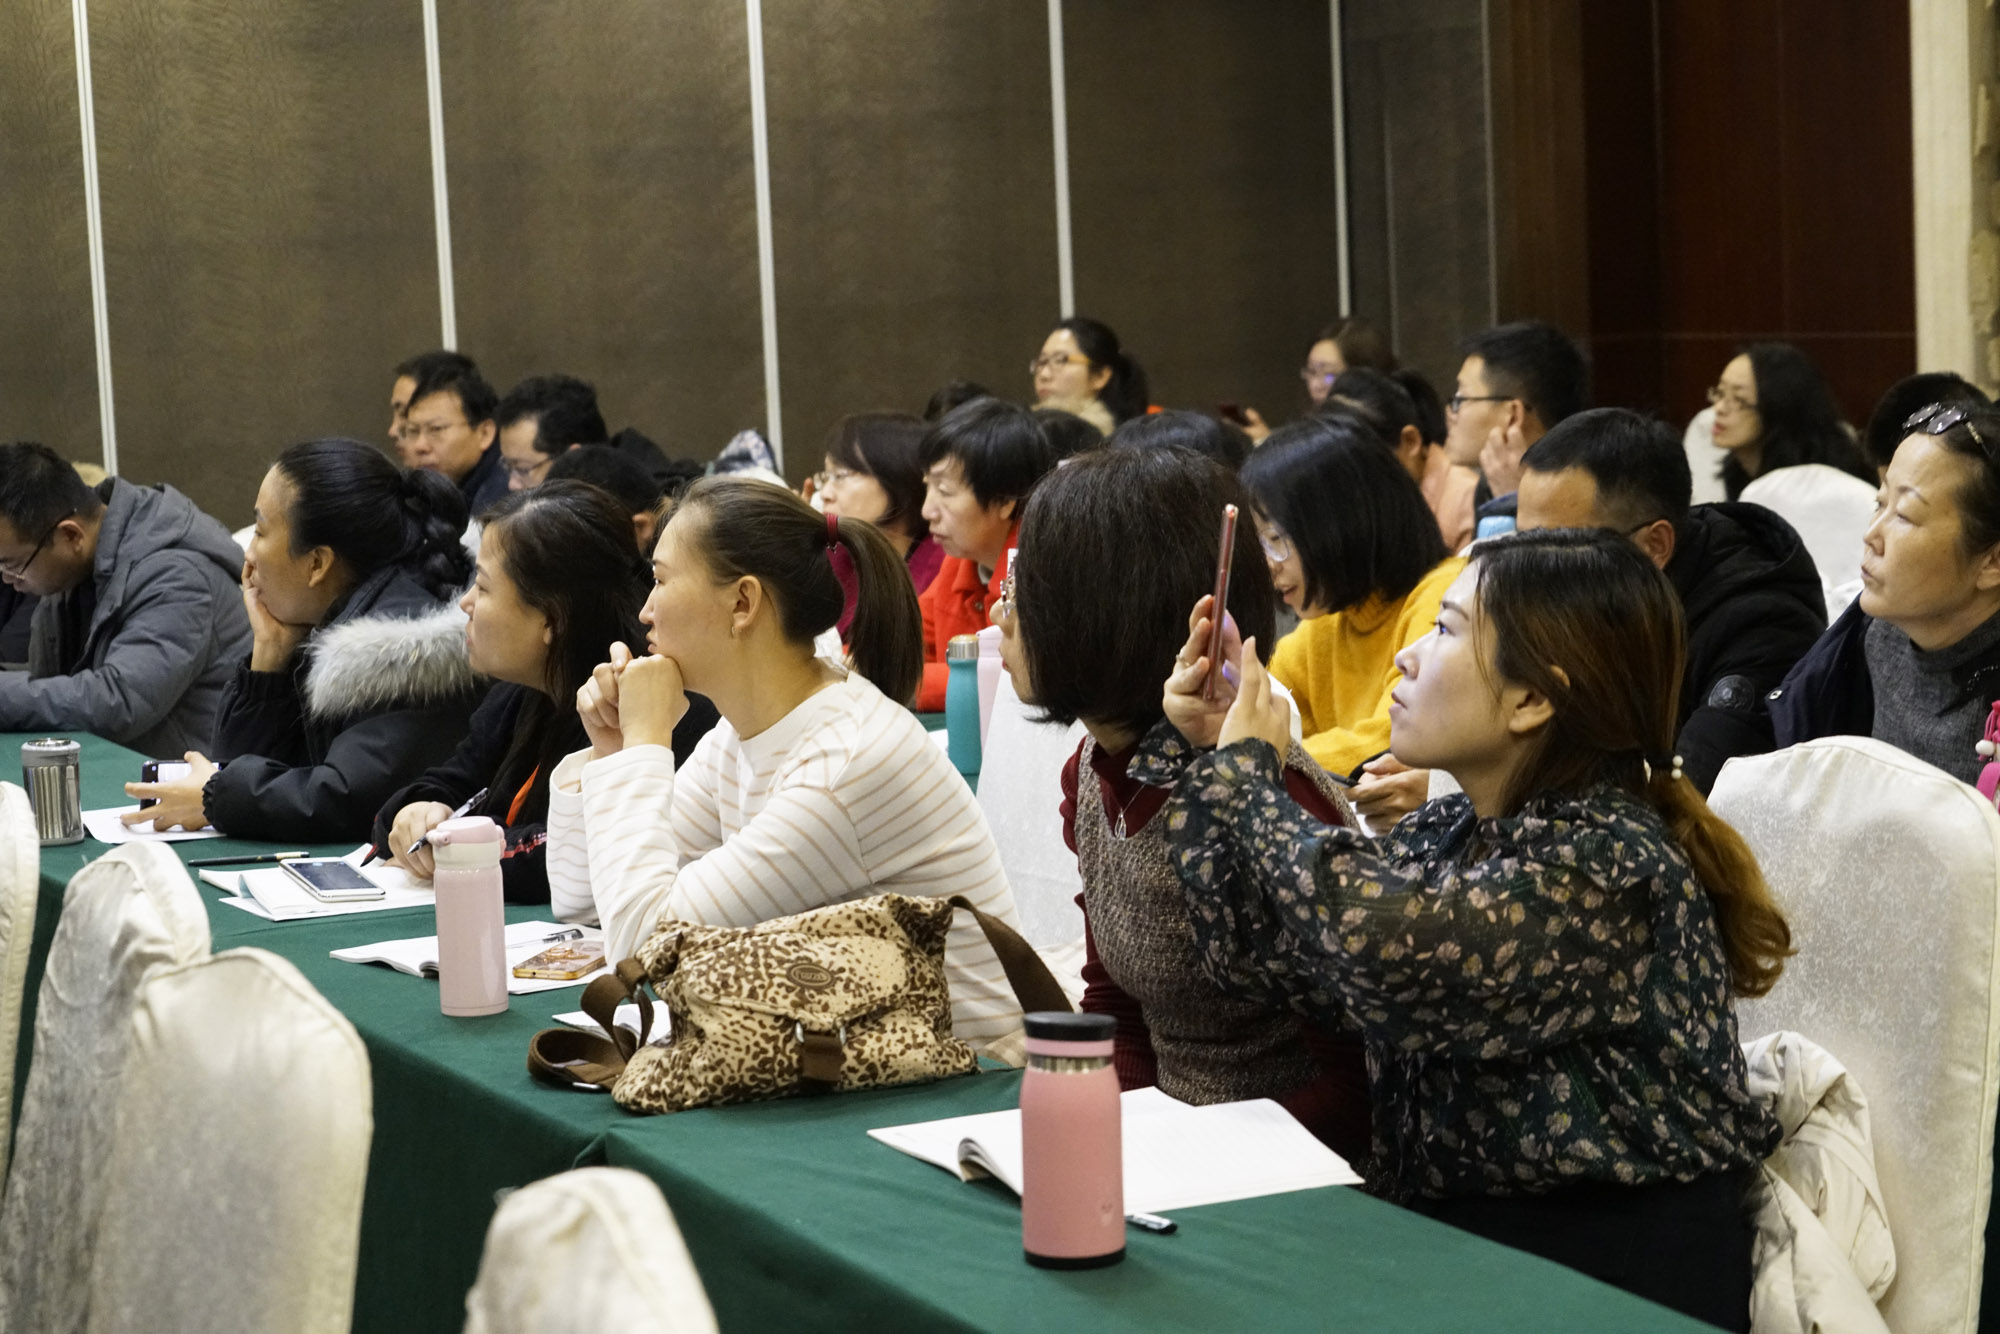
[915,527,1017,712]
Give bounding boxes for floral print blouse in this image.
[1139,728,1779,1202]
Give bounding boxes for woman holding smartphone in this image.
[546,477,1028,1059]
[1154,528,1790,1328]
[374,481,718,901]
[126,438,481,841]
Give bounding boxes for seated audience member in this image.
[1031,316,1148,433]
[1327,368,1478,551]
[0,585,33,667]
[1109,409,1253,472]
[1240,316,1397,442]
[913,398,1058,711]
[1518,408,1825,793]
[390,349,475,469]
[923,379,990,422]
[1709,343,1872,500]
[125,439,482,840]
[1443,320,1589,530]
[1861,371,1987,479]
[0,442,250,755]
[376,482,719,902]
[495,373,610,492]
[402,355,509,514]
[1770,403,2000,782]
[1158,528,1789,1329]
[545,478,1026,1057]
[545,446,667,553]
[996,445,1369,1157]
[1032,406,1105,459]
[1241,416,1462,782]
[818,413,943,640]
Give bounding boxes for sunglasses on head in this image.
[1904,401,1989,448]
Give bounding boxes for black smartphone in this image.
[1217,402,1252,427]
[138,759,191,810]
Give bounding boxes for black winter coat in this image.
[203,566,481,843]
[1667,502,1827,792]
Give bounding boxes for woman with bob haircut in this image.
[995,446,1370,1157]
[127,437,481,840]
[374,481,719,901]
[1709,342,1872,499]
[547,477,1028,1057]
[1154,527,1791,1328]
[1242,414,1461,781]
[817,411,943,639]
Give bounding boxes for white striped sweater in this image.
[547,673,1026,1058]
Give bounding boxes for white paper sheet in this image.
[552,1001,662,1040]
[867,1086,1360,1214]
[332,920,609,994]
[82,805,224,844]
[205,844,434,920]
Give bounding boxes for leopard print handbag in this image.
[527,893,1070,1114]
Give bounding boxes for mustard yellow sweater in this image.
[1268,557,1466,776]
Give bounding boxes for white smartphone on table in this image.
[280,857,386,903]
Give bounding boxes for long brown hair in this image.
[1477,528,1793,997]
[667,477,923,706]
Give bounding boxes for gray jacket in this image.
[0,479,250,756]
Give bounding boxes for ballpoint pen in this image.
[404,787,489,859]
[186,850,308,868]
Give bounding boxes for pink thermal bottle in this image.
[429,815,509,1017]
[1019,1011,1124,1268]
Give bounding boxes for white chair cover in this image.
[462,1167,718,1334]
[1712,737,2000,1333]
[0,842,208,1334]
[0,783,39,1185]
[84,948,371,1334]
[1738,464,1878,596]
[975,670,1087,950]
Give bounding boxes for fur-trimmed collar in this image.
[302,603,478,719]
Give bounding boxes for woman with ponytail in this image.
[1152,527,1788,1329]
[1030,315,1150,430]
[546,476,1029,1059]
[128,438,484,840]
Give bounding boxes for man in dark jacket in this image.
[0,442,251,756]
[1517,408,1827,791]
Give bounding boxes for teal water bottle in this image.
[945,634,982,777]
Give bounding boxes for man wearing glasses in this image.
[399,357,509,515]
[0,442,250,755]
[1443,320,1591,542]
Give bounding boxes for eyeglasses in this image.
[1029,351,1090,377]
[814,467,861,492]
[1299,362,1342,386]
[404,417,469,444]
[0,511,73,579]
[1706,384,1758,415]
[1447,392,1511,414]
[503,456,553,481]
[1257,529,1293,563]
[1905,401,1991,451]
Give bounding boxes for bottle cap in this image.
[946,634,980,662]
[1023,1011,1114,1042]
[430,815,502,845]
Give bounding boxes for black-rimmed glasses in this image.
[0,512,72,579]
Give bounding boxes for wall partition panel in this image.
[0,0,100,459]
[440,0,764,464]
[1064,0,1340,424]
[762,0,1060,476]
[89,0,437,523]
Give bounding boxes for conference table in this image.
[7,731,1711,1332]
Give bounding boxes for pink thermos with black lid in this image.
[1020,1010,1124,1268]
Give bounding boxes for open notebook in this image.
[332,921,609,995]
[868,1086,1359,1214]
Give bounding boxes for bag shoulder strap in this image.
[946,896,1072,1015]
[527,957,655,1090]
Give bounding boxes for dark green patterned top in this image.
[1142,729,1779,1202]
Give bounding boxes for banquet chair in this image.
[84,948,371,1334]
[0,782,39,1184]
[1738,463,1877,607]
[462,1167,718,1334]
[0,842,207,1334]
[1712,737,2000,1333]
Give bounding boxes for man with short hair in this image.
[389,349,476,469]
[545,445,667,551]
[0,442,251,755]
[495,373,610,491]
[1445,320,1590,536]
[1515,407,1826,791]
[403,355,507,514]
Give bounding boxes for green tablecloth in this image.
[6,731,1708,1333]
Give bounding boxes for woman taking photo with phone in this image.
[545,476,1027,1058]
[1152,528,1790,1329]
[125,438,481,841]
[374,481,718,901]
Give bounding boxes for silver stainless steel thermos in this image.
[21,738,84,845]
